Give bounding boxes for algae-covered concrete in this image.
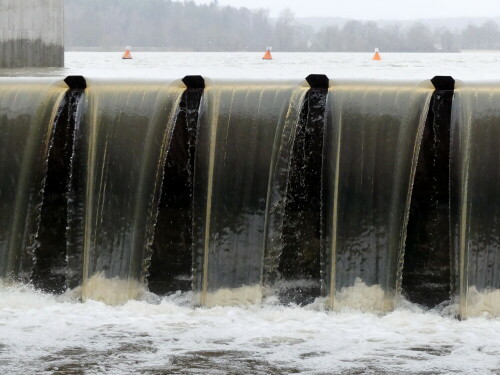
[0,0,64,68]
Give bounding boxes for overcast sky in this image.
[194,0,500,19]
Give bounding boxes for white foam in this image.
[81,272,149,306]
[0,285,499,375]
[332,278,395,313]
[197,284,263,307]
[464,286,500,318]
[0,281,57,309]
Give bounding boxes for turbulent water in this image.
[0,283,499,375]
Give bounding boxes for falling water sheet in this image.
[67,78,184,305]
[322,79,434,312]
[451,81,500,318]
[0,77,67,280]
[193,79,308,307]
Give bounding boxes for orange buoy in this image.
[262,46,272,60]
[122,46,132,59]
[372,48,381,61]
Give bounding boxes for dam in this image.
[0,73,498,319]
[0,0,64,68]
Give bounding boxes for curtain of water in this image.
[0,78,66,281]
[148,88,204,295]
[272,89,327,305]
[451,82,500,318]
[402,84,453,308]
[67,79,183,304]
[322,80,433,312]
[193,80,308,307]
[34,89,85,293]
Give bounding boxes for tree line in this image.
[65,0,500,52]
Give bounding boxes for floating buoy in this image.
[372,48,381,61]
[122,46,132,60]
[262,46,272,60]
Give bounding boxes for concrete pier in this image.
[0,0,64,68]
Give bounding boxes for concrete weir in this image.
[0,0,64,68]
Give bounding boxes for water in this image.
[193,81,307,306]
[1,53,500,374]
[322,81,433,312]
[0,51,499,80]
[67,79,184,304]
[451,81,500,318]
[0,283,499,375]
[0,78,66,280]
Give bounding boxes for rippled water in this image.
[1,283,499,375]
[0,51,499,80]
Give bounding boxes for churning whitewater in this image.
[0,282,499,375]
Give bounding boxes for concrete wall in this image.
[0,0,64,68]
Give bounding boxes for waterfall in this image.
[451,81,500,318]
[266,83,328,305]
[402,76,454,308]
[0,75,498,317]
[192,80,308,307]
[0,78,66,281]
[67,79,184,304]
[321,80,433,312]
[33,87,85,293]
[148,84,204,295]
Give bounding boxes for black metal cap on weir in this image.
[431,76,455,91]
[64,76,87,90]
[306,74,329,90]
[182,75,205,89]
